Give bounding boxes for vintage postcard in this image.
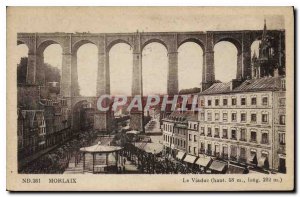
[6,7,294,191]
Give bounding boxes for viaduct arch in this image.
[17,30,285,132]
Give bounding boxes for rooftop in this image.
[200,76,285,95]
[165,110,198,122]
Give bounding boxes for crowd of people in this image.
[19,130,98,174]
[121,143,203,174]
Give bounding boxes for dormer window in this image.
[281,79,286,89]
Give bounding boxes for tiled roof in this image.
[201,82,231,95]
[200,77,284,95]
[233,77,283,92]
[167,110,197,122]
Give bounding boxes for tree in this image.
[17,57,27,84]
[17,57,61,84]
[44,63,61,83]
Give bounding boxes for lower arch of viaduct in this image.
[17,30,285,132]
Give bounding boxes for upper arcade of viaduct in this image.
[17,30,285,132]
[17,30,285,97]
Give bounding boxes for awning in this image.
[227,164,247,174]
[176,151,186,160]
[248,154,257,164]
[196,156,212,167]
[134,142,163,154]
[258,156,267,168]
[183,154,197,164]
[209,160,227,172]
[126,130,140,135]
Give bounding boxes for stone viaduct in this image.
[17,30,285,132]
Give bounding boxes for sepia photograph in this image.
[6,6,294,191]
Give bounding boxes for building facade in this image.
[197,76,286,172]
[17,82,72,162]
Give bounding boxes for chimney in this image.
[230,79,243,91]
[274,68,279,77]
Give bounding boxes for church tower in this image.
[251,20,279,79]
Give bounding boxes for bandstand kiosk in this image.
[80,142,123,174]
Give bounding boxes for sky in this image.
[14,7,284,96]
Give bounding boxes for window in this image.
[188,146,191,153]
[189,134,192,141]
[207,144,212,155]
[251,97,257,105]
[214,128,219,138]
[241,113,247,122]
[215,113,220,121]
[261,132,269,144]
[200,112,205,121]
[215,99,219,106]
[223,112,228,122]
[200,127,205,135]
[207,127,212,137]
[215,145,220,154]
[200,99,205,107]
[240,147,246,161]
[230,146,237,160]
[208,100,212,106]
[222,129,228,138]
[250,131,257,142]
[279,98,285,106]
[262,97,268,106]
[250,150,257,163]
[251,114,257,122]
[241,98,246,105]
[262,113,268,123]
[183,141,186,148]
[281,79,286,89]
[240,128,246,141]
[231,129,237,140]
[200,142,205,150]
[279,115,285,125]
[193,147,196,155]
[207,112,212,121]
[279,133,286,145]
[261,152,269,167]
[194,135,197,142]
[231,113,237,122]
[232,98,237,106]
[222,146,228,158]
[223,99,228,106]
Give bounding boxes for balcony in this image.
[250,139,257,143]
[199,149,205,154]
[221,154,228,160]
[213,152,220,158]
[214,134,220,138]
[207,133,212,137]
[200,133,205,136]
[230,155,237,161]
[222,136,228,139]
[240,138,247,142]
[206,150,212,156]
[230,137,237,140]
[239,158,247,163]
[261,140,269,145]
[277,145,286,154]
